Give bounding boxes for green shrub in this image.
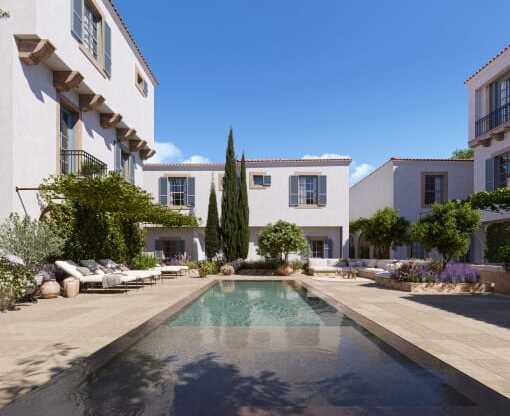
[130,254,159,270]
[241,260,280,270]
[0,258,35,301]
[185,261,199,270]
[0,213,64,273]
[198,260,220,277]
[485,222,510,262]
[290,260,304,271]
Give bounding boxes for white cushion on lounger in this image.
[375,271,392,279]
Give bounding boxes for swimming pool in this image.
[4,281,504,415]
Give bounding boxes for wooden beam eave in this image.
[79,94,105,112]
[53,71,84,92]
[17,38,56,65]
[100,113,122,129]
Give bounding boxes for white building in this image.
[143,158,351,261]
[350,158,474,259]
[0,0,157,221]
[465,43,510,263]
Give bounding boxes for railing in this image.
[60,150,107,177]
[475,102,510,137]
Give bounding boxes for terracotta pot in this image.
[0,287,15,311]
[40,280,60,299]
[62,278,80,298]
[276,264,293,276]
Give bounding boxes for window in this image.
[309,239,332,258]
[289,175,327,207]
[494,152,510,189]
[423,173,447,206]
[252,174,271,188]
[71,0,112,77]
[155,239,186,260]
[158,177,195,207]
[135,67,148,97]
[298,176,318,205]
[82,2,100,59]
[169,177,187,206]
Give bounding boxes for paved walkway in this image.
[0,277,211,408]
[305,277,510,401]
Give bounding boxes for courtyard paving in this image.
[1,274,510,411]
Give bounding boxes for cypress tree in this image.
[205,183,220,259]
[221,128,238,261]
[237,153,250,259]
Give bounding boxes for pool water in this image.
[12,281,495,415]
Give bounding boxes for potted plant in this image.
[257,221,307,276]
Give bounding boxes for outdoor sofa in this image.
[308,258,352,275]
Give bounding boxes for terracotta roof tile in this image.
[464,43,510,84]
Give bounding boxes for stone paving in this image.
[2,274,510,410]
[305,277,510,401]
[0,277,211,408]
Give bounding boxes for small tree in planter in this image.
[257,221,307,275]
[411,201,480,270]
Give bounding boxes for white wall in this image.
[393,160,474,223]
[143,160,351,258]
[349,160,394,221]
[0,0,155,220]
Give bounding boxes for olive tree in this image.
[411,201,480,269]
[257,221,307,264]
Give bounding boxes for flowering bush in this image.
[393,261,479,283]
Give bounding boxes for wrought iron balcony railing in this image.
[60,150,107,177]
[475,102,510,137]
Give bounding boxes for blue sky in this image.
[119,0,510,183]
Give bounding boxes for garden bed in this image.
[375,276,490,293]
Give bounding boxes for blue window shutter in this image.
[289,176,298,206]
[318,175,327,206]
[71,0,83,40]
[263,175,271,186]
[143,79,148,96]
[486,158,495,191]
[187,177,195,207]
[155,240,162,251]
[129,154,135,183]
[104,21,112,77]
[159,177,168,205]
[114,143,122,173]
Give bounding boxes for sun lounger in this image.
[98,259,162,284]
[55,260,140,291]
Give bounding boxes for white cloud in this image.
[302,153,349,159]
[152,141,210,164]
[350,162,374,184]
[152,142,182,163]
[182,155,211,164]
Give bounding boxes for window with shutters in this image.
[71,0,112,78]
[494,151,510,189]
[422,173,448,207]
[289,174,326,207]
[160,177,195,208]
[135,67,148,97]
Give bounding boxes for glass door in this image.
[60,107,78,174]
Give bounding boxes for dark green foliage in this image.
[411,201,480,269]
[40,173,196,263]
[205,184,220,259]
[485,222,510,262]
[450,149,474,160]
[258,221,307,264]
[237,154,250,259]
[352,208,410,259]
[221,128,239,261]
[469,188,510,213]
[130,254,159,270]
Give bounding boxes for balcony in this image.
[60,150,107,177]
[475,102,510,138]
